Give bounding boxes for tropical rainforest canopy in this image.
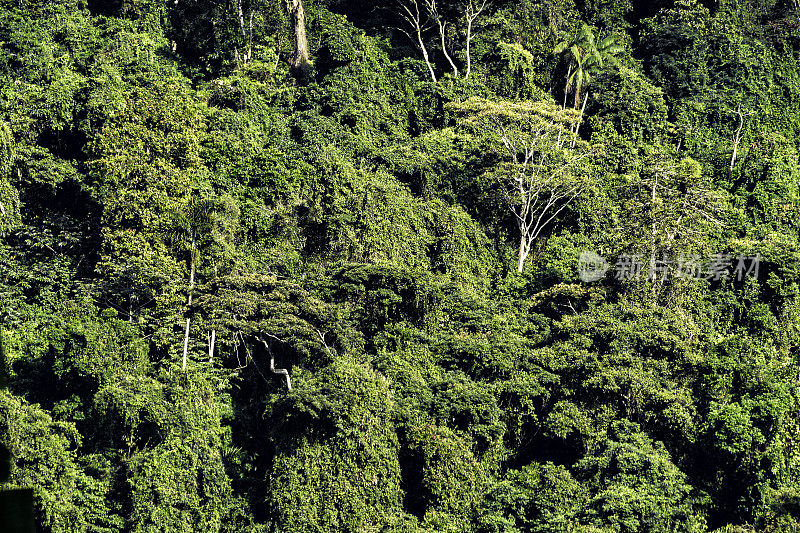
[0,0,799,531]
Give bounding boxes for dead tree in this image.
[395,0,437,82]
[426,0,458,77]
[503,137,592,273]
[464,0,489,78]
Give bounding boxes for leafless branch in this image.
[257,334,292,391]
[395,0,437,82]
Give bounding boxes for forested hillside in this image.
[0,0,799,531]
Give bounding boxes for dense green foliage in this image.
[1,0,799,531]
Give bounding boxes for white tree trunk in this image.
[290,0,311,74]
[208,330,216,363]
[730,104,753,172]
[182,238,196,372]
[258,337,292,391]
[417,21,436,82]
[517,235,528,273]
[182,317,191,371]
[464,0,487,79]
[438,20,458,77]
[397,0,437,82]
[465,16,473,78]
[426,0,457,77]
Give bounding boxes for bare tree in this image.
[503,132,593,273]
[395,0,437,82]
[464,0,488,78]
[450,98,594,272]
[394,0,490,82]
[426,0,458,77]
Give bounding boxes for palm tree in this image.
[554,25,622,146]
[553,24,622,109]
[554,27,585,109]
[167,198,216,371]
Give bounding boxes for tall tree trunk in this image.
[182,236,196,372]
[426,0,457,77]
[650,174,658,294]
[517,235,528,273]
[289,0,311,76]
[464,0,487,79]
[209,261,217,364]
[465,15,473,78]
[237,0,252,64]
[419,33,437,82]
[438,20,458,77]
[396,1,437,83]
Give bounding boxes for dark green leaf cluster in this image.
[1,0,799,532]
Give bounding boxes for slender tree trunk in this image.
[182,318,191,370]
[237,0,249,64]
[420,35,437,82]
[438,20,458,77]
[465,0,487,79]
[182,236,196,372]
[571,92,588,148]
[209,260,217,363]
[397,1,436,82]
[426,1,457,77]
[465,15,473,78]
[248,10,253,62]
[650,174,658,294]
[289,0,311,76]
